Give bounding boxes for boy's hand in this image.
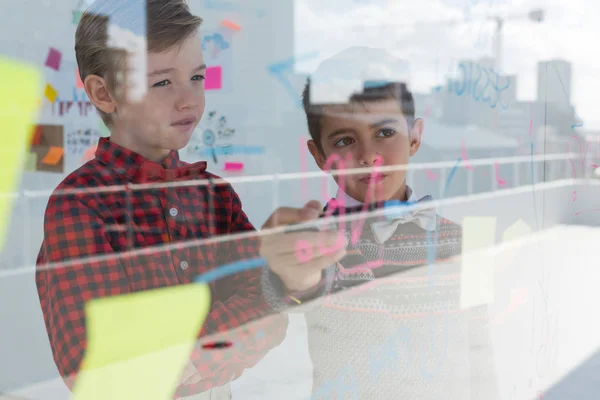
[260,200,347,293]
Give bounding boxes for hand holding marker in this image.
[195,202,346,294]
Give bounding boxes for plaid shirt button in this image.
[180,260,189,270]
[169,207,179,217]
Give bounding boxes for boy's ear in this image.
[307,139,326,170]
[409,118,424,157]
[84,74,117,115]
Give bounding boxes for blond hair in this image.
[75,0,203,127]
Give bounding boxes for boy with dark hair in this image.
[265,47,498,399]
[35,1,345,399]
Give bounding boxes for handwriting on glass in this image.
[445,61,512,110]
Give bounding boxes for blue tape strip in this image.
[198,146,265,156]
[194,257,266,284]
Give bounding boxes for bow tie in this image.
[371,195,437,243]
[133,161,207,184]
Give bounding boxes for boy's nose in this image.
[358,147,382,167]
[175,87,200,111]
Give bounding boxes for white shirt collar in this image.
[334,185,418,206]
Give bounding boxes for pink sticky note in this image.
[224,162,244,171]
[76,68,84,88]
[205,66,222,90]
[45,47,62,71]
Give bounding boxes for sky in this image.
[294,0,600,130]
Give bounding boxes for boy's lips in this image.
[358,174,387,184]
[171,117,196,133]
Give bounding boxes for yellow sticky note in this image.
[502,219,532,243]
[24,151,38,172]
[44,83,57,103]
[98,119,111,137]
[460,216,496,309]
[73,284,211,400]
[0,57,41,251]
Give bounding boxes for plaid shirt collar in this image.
[94,137,185,181]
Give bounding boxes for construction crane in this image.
[490,8,545,72]
[343,7,545,73]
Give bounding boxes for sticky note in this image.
[45,47,62,71]
[76,68,85,88]
[460,216,496,309]
[221,19,241,31]
[0,57,41,251]
[82,145,97,162]
[24,152,38,172]
[44,83,57,103]
[98,120,111,137]
[72,10,83,24]
[502,219,531,243]
[223,162,244,171]
[205,66,222,90]
[72,284,211,400]
[30,125,42,145]
[41,146,64,165]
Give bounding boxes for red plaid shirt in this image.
[35,137,287,397]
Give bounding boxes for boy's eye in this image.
[377,128,396,137]
[152,79,170,87]
[333,137,355,148]
[192,75,205,81]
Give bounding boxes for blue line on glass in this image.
[446,61,512,110]
[197,145,265,156]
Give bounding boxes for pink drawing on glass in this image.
[460,139,474,171]
[494,162,507,186]
[299,136,309,203]
[567,135,590,202]
[425,169,439,180]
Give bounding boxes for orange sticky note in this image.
[76,68,85,88]
[41,146,64,165]
[82,144,97,162]
[44,83,57,103]
[221,19,241,31]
